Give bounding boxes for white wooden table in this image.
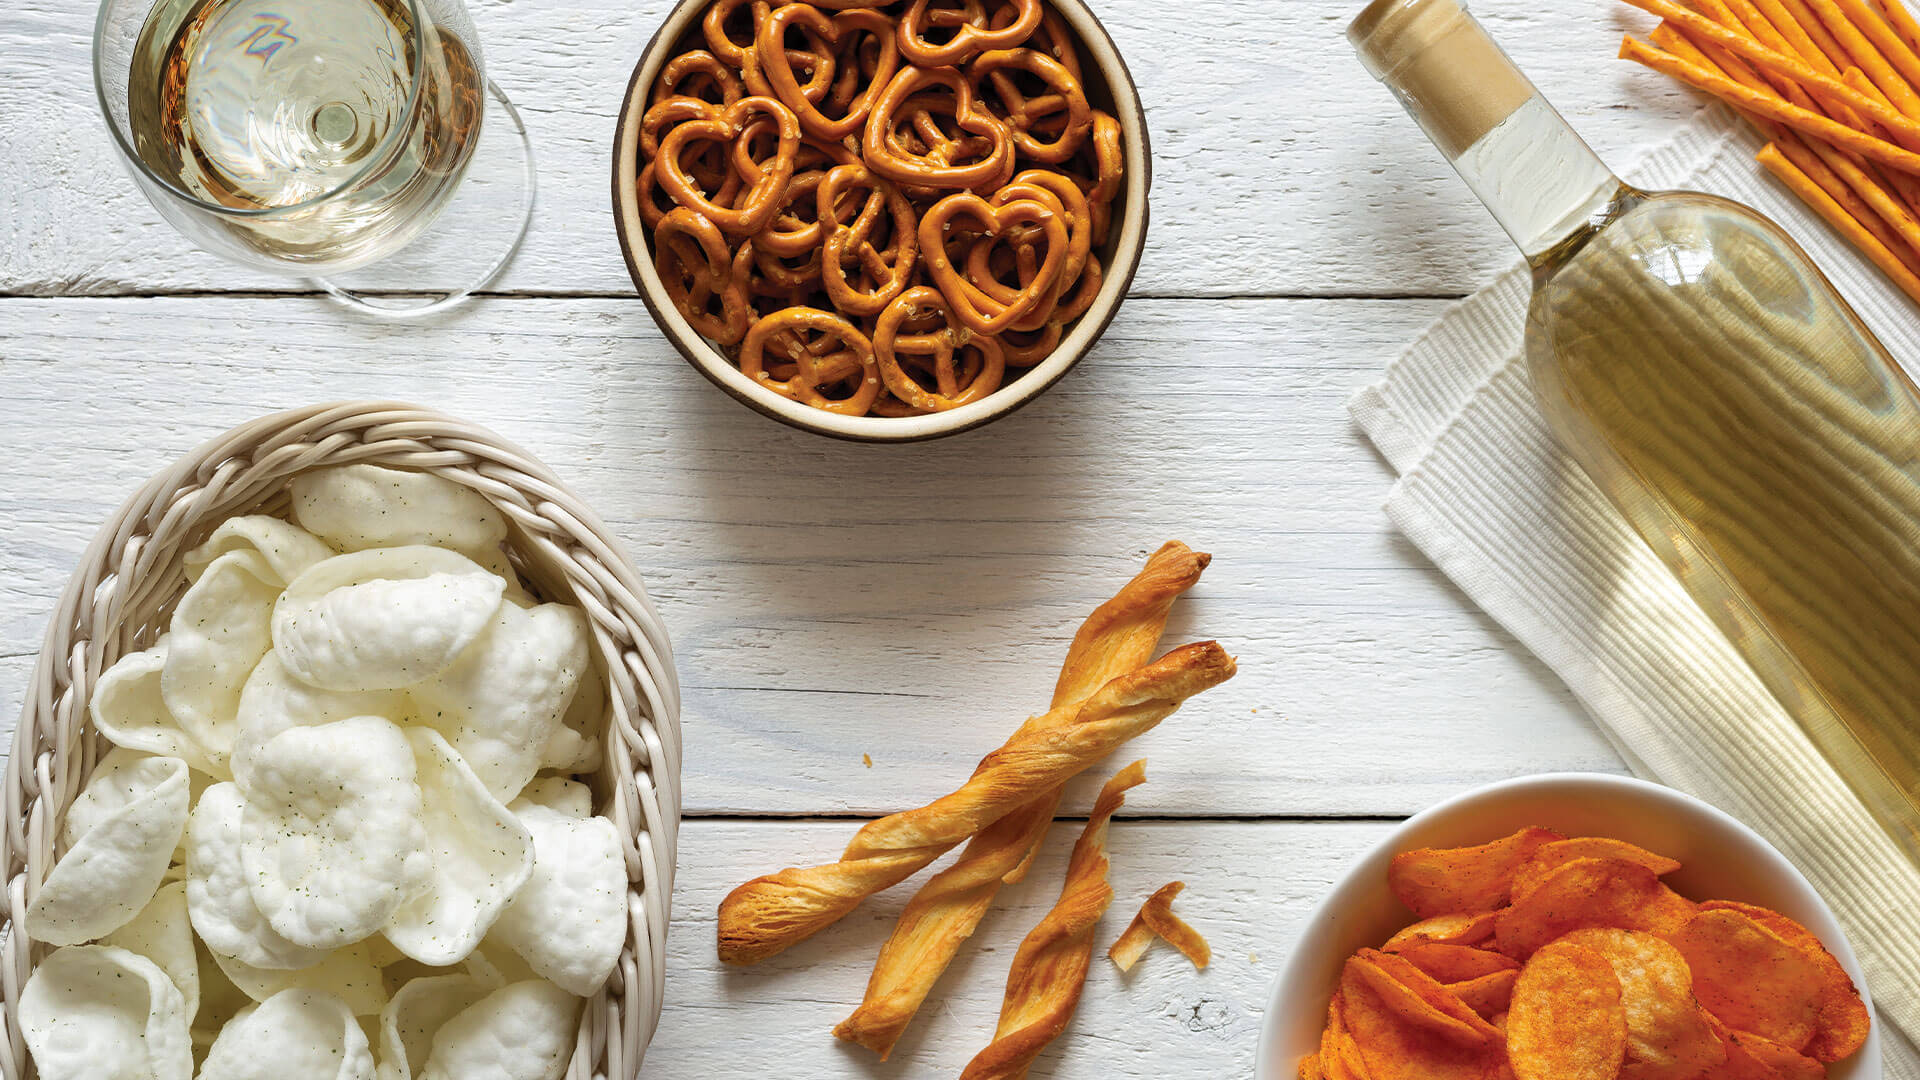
[0,1,1709,1074]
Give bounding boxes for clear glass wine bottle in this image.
[1352,0,1920,866]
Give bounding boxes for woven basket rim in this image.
[0,400,682,1080]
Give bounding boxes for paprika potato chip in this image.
[1384,911,1499,950]
[1445,969,1516,1022]
[1339,958,1507,1080]
[1505,941,1628,1080]
[1699,901,1869,1063]
[1389,942,1518,983]
[1509,838,1681,905]
[1674,909,1823,1053]
[1557,928,1723,1080]
[1351,949,1501,1046]
[1493,857,1695,959]
[1389,827,1564,918]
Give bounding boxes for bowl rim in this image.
[610,0,1153,443]
[1253,771,1882,1079]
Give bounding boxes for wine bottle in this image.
[1352,0,1920,863]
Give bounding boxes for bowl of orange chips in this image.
[1256,773,1879,1080]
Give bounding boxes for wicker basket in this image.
[0,402,682,1079]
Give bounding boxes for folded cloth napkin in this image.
[1352,103,1920,1074]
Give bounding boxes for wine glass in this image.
[92,0,536,316]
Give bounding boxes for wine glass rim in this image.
[92,0,436,218]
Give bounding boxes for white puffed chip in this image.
[274,547,506,692]
[384,729,534,966]
[185,515,336,586]
[291,465,508,557]
[188,782,326,971]
[375,975,492,1080]
[232,652,402,790]
[103,880,199,1022]
[25,753,189,945]
[419,981,580,1080]
[538,725,601,774]
[516,777,592,818]
[211,941,389,1017]
[241,717,431,949]
[493,802,626,996]
[410,602,588,802]
[91,637,223,777]
[163,549,281,765]
[200,989,375,1080]
[20,945,193,1080]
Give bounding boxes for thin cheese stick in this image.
[956,761,1144,1080]
[835,542,1211,1058]
[715,641,1236,965]
[1806,0,1920,118]
[1620,35,1920,175]
[1774,132,1920,264]
[1756,0,1850,72]
[1839,67,1920,215]
[1759,141,1920,301]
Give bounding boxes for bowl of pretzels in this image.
[613,0,1150,441]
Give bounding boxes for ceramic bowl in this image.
[611,0,1152,442]
[1255,773,1881,1079]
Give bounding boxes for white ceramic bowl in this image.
[1255,773,1881,1080]
[611,0,1152,442]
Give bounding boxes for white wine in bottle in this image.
[124,0,482,268]
[1353,0,1920,861]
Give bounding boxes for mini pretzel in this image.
[652,49,744,108]
[872,286,1007,411]
[819,163,920,315]
[737,307,884,415]
[971,47,1092,163]
[864,66,1015,190]
[655,208,755,345]
[756,5,900,140]
[640,94,721,158]
[898,0,1044,67]
[919,191,1068,335]
[657,96,801,235]
[966,171,1090,331]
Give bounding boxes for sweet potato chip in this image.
[1446,969,1517,1021]
[1384,912,1499,950]
[1493,857,1695,959]
[1353,949,1501,1046]
[1557,928,1723,1080]
[1698,901,1869,1063]
[1674,909,1824,1053]
[1339,959,1507,1080]
[1509,838,1682,905]
[1388,942,1518,983]
[1506,941,1628,1080]
[1727,1029,1826,1080]
[1388,827,1564,918]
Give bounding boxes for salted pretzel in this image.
[636,0,1124,418]
[819,163,920,315]
[655,208,756,345]
[737,307,884,415]
[756,5,900,139]
[897,0,1044,67]
[871,286,1007,411]
[657,96,801,235]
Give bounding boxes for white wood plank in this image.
[0,0,1709,297]
[653,816,1391,1078]
[0,295,1624,816]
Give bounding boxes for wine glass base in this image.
[314,79,536,318]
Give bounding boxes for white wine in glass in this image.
[96,0,534,314]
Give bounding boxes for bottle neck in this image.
[1350,0,1624,260]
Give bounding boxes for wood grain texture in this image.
[0,0,1709,297]
[653,818,1391,1078]
[0,295,1622,817]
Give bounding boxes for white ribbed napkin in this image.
[1352,104,1920,1074]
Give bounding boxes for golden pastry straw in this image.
[956,760,1145,1080]
[835,542,1210,1057]
[716,641,1236,965]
